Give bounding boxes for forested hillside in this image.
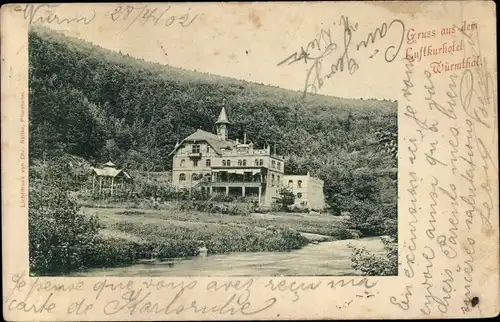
[28,26,397,218]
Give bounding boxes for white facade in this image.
[169,107,325,210]
[283,173,326,211]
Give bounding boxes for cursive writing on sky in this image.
[278,15,405,97]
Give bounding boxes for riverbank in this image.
[70,237,387,277]
[79,204,358,267]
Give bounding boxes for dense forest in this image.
[28,26,397,219]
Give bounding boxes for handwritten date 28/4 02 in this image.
[109,4,198,30]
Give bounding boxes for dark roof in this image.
[92,168,132,179]
[169,129,237,156]
[216,106,230,124]
[103,161,116,167]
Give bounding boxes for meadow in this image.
[80,202,356,261]
[29,179,394,276]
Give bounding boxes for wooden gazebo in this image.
[91,161,132,197]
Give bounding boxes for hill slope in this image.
[28,26,397,215]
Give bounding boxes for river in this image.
[72,237,387,277]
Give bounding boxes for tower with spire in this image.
[216,104,230,141]
[167,99,325,210]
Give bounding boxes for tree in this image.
[29,159,101,275]
[348,126,398,276]
[275,187,295,211]
[374,128,398,161]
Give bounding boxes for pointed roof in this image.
[216,106,230,125]
[92,167,131,179]
[103,161,116,168]
[93,161,131,179]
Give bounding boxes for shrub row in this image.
[83,237,151,267]
[178,200,253,216]
[111,221,309,255]
[205,227,309,254]
[85,237,202,266]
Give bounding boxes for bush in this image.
[350,236,397,276]
[226,203,252,216]
[111,220,309,256]
[268,228,309,250]
[209,194,235,202]
[275,187,295,210]
[29,182,102,275]
[346,199,397,276]
[178,200,252,216]
[253,206,271,214]
[116,210,146,216]
[206,227,309,254]
[329,226,359,240]
[382,217,398,241]
[85,237,151,267]
[289,205,309,213]
[344,200,386,237]
[149,238,200,258]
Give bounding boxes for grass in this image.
[109,220,309,255]
[81,202,351,237]
[77,201,358,267]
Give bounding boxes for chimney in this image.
[244,132,247,144]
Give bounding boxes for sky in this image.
[23,2,480,101]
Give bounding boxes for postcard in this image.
[1,1,498,320]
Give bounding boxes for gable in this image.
[92,168,132,179]
[169,129,237,156]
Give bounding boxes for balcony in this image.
[211,166,262,170]
[204,181,263,188]
[188,152,202,158]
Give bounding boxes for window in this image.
[243,159,247,166]
[259,159,263,166]
[192,173,200,181]
[179,173,186,181]
[271,160,276,168]
[206,159,211,167]
[180,159,186,167]
[193,160,198,167]
[222,160,226,166]
[272,174,275,186]
[255,159,259,166]
[297,180,302,188]
[297,193,302,198]
[206,146,210,153]
[192,144,200,153]
[277,175,280,184]
[277,162,281,170]
[227,160,231,166]
[238,160,242,166]
[288,180,293,188]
